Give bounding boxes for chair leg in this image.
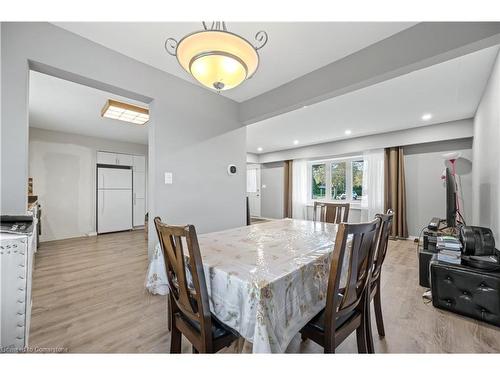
[374,281,385,337]
[324,345,335,354]
[356,316,368,354]
[301,332,308,342]
[170,323,182,353]
[365,297,375,354]
[192,346,199,354]
[167,298,172,332]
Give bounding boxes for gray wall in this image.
[29,127,148,241]
[1,23,246,253]
[404,138,473,237]
[258,136,474,237]
[257,119,473,164]
[260,162,284,219]
[473,49,500,240]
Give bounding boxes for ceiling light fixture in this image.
[165,22,268,92]
[101,99,149,125]
[257,147,263,152]
[344,129,352,135]
[293,140,299,145]
[421,113,433,121]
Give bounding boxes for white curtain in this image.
[292,159,308,220]
[361,149,385,221]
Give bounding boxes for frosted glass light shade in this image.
[176,31,259,90]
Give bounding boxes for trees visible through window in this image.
[331,162,346,200]
[310,157,364,202]
[311,164,326,199]
[352,160,363,200]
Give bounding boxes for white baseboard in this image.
[87,232,97,237]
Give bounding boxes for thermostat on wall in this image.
[227,164,237,175]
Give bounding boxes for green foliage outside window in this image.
[352,161,363,199]
[312,164,325,199]
[331,162,346,199]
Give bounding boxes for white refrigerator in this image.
[97,166,133,234]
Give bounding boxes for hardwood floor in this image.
[29,230,500,353]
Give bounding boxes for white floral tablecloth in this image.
[198,219,339,353]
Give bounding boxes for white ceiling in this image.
[29,71,149,144]
[53,22,416,102]
[246,45,500,154]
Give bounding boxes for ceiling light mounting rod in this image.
[164,22,269,91]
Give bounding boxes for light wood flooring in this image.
[29,230,500,353]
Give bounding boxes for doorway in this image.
[247,164,261,218]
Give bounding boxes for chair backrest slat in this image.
[314,202,350,224]
[324,218,381,332]
[154,217,211,333]
[372,210,394,281]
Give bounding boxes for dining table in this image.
[197,218,340,353]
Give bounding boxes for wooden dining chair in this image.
[365,210,394,353]
[154,217,238,353]
[313,201,350,224]
[300,218,381,353]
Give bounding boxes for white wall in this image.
[256,119,473,164]
[473,49,500,240]
[29,127,147,242]
[1,23,246,254]
[246,153,259,164]
[405,138,473,237]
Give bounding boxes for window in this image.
[309,157,363,204]
[311,163,326,199]
[331,162,346,200]
[352,160,363,200]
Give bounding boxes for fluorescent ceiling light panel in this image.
[101,99,149,125]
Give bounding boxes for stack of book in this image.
[436,236,462,264]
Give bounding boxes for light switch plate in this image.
[164,172,173,185]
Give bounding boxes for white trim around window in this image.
[307,155,364,207]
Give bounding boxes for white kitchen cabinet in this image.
[116,153,133,166]
[97,151,118,165]
[133,172,146,198]
[97,151,134,166]
[133,198,145,227]
[96,151,146,228]
[133,155,146,172]
[133,170,146,227]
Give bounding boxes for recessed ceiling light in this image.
[302,105,308,109]
[101,99,149,125]
[257,147,263,152]
[293,140,299,145]
[421,113,433,121]
[344,129,352,135]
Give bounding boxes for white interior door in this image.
[247,165,261,217]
